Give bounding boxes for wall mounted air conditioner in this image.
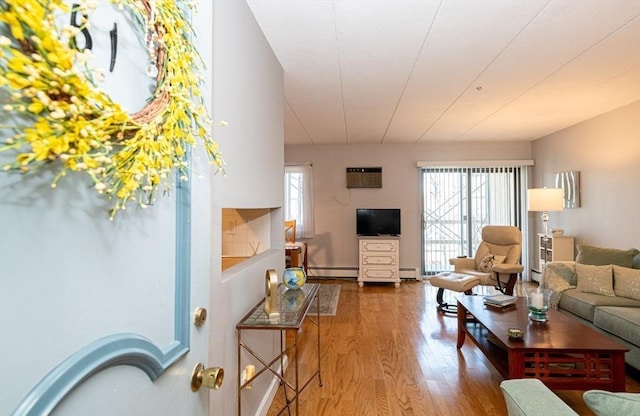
[346,167,382,188]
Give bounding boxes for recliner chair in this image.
[430,225,524,313]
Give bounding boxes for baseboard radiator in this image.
[308,266,420,281]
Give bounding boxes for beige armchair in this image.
[430,225,524,313]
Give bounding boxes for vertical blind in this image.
[421,164,528,275]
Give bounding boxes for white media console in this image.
[357,236,400,288]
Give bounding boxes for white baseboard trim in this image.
[256,355,289,416]
[308,266,420,280]
[308,267,358,278]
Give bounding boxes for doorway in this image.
[421,166,525,275]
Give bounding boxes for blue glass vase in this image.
[283,267,307,290]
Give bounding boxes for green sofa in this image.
[501,378,640,416]
[540,244,640,372]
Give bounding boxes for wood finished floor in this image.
[266,279,640,416]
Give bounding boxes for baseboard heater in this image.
[308,266,420,281]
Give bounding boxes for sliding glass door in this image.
[421,166,524,275]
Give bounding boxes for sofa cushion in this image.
[542,261,577,286]
[576,243,639,268]
[545,267,575,292]
[542,264,576,308]
[583,390,640,416]
[559,289,640,322]
[576,264,614,297]
[613,265,640,301]
[593,306,640,346]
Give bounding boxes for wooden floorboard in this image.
[266,279,640,415]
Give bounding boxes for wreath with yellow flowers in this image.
[0,0,223,219]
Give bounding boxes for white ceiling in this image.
[246,0,640,145]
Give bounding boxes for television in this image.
[356,208,401,236]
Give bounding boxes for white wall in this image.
[285,142,532,276]
[531,100,640,252]
[207,1,285,415]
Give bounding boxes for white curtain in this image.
[285,163,315,239]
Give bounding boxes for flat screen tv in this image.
[356,208,401,236]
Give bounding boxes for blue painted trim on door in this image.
[175,175,191,349]
[12,173,192,416]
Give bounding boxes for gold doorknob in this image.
[193,307,207,327]
[191,363,224,392]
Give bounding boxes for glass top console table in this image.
[236,283,322,415]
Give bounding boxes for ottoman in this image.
[430,272,481,313]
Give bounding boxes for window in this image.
[421,165,527,275]
[284,164,315,239]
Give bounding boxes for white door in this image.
[0,182,213,416]
[0,1,215,415]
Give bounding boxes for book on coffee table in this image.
[484,294,517,307]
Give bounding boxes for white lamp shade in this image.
[527,188,564,212]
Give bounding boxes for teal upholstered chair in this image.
[501,378,640,416]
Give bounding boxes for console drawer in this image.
[361,267,398,279]
[361,240,398,253]
[361,254,397,266]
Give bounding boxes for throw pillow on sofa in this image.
[576,243,640,268]
[541,264,576,308]
[576,263,615,297]
[613,265,640,301]
[583,390,640,416]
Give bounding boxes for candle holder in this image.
[525,288,552,322]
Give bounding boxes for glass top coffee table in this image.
[456,295,628,391]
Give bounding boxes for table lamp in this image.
[527,187,564,237]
